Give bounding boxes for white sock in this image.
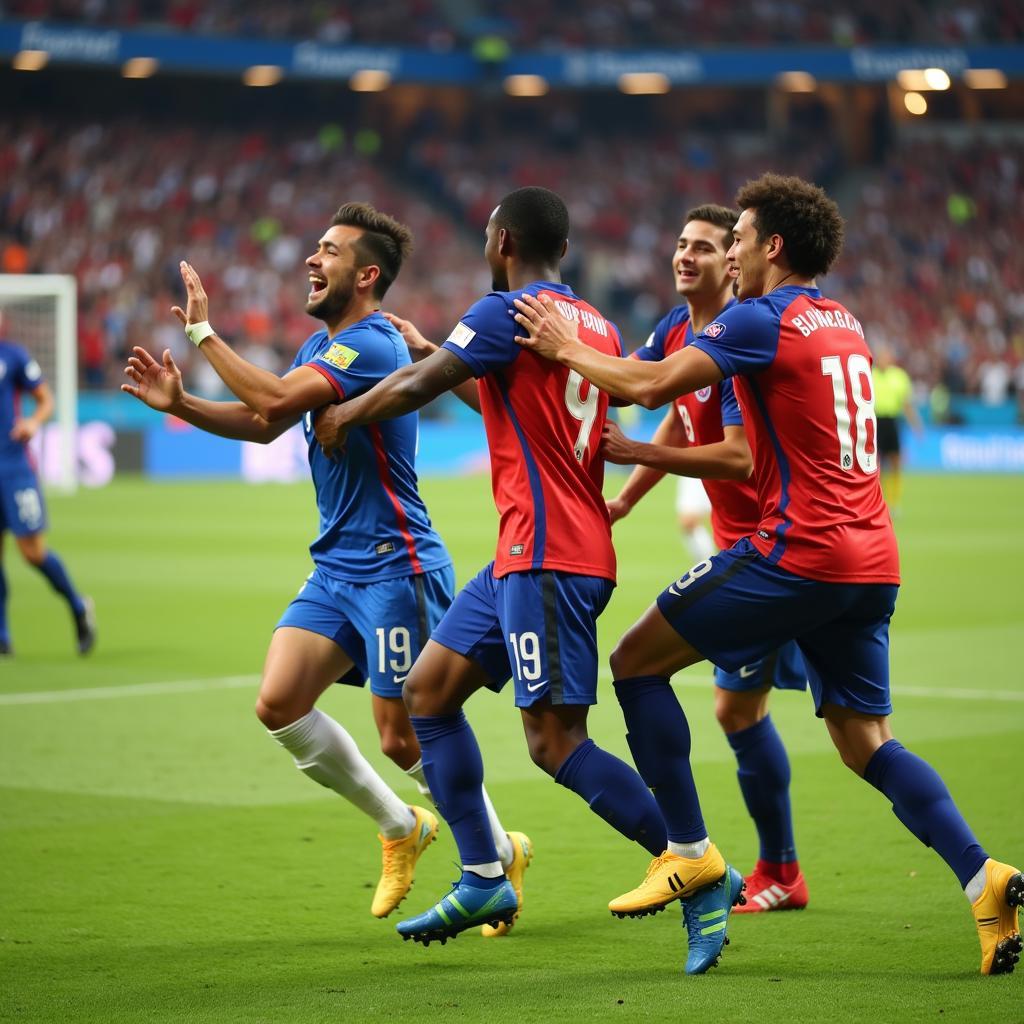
[464,861,504,878]
[964,862,988,904]
[404,758,434,801]
[687,525,714,562]
[269,708,415,839]
[481,786,515,869]
[668,837,711,859]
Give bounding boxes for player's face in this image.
[727,208,770,301]
[671,220,732,300]
[305,225,360,320]
[484,214,508,292]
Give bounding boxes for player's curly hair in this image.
[684,204,740,248]
[734,174,844,278]
[331,202,414,299]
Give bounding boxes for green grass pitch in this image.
[1,472,1022,1023]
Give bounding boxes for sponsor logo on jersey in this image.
[703,321,726,339]
[375,541,396,555]
[446,322,476,349]
[509,543,525,556]
[320,343,359,370]
[695,386,713,402]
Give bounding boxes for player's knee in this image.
[378,724,412,765]
[255,693,304,731]
[609,638,641,681]
[714,692,760,734]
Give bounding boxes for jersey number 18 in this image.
[821,354,877,474]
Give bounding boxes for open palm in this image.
[121,346,183,412]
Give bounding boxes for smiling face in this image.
[305,224,362,321]
[727,208,778,301]
[672,218,733,301]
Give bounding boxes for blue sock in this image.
[555,738,667,856]
[410,712,499,866]
[864,739,988,887]
[459,871,504,890]
[614,676,707,844]
[726,715,797,863]
[0,562,8,644]
[33,552,85,616]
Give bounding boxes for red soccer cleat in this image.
[733,860,809,913]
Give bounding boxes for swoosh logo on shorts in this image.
[525,679,548,692]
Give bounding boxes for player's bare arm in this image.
[314,347,473,457]
[605,408,687,523]
[172,260,332,421]
[513,293,723,408]
[604,421,751,481]
[121,345,296,444]
[383,311,482,414]
[10,380,54,442]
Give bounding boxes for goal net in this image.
[0,275,77,492]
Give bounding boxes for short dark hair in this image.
[494,187,569,264]
[734,174,844,278]
[683,204,741,250]
[330,202,413,299]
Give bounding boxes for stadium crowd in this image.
[1,115,1022,413]
[3,0,1022,47]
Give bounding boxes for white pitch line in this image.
[0,673,1022,707]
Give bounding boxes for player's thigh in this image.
[259,626,355,720]
[610,600,705,680]
[795,583,899,720]
[497,570,614,709]
[402,639,494,716]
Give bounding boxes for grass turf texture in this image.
[1,473,1022,1023]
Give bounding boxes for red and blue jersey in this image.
[633,303,760,549]
[296,313,450,583]
[0,341,43,473]
[442,281,621,581]
[691,286,898,584]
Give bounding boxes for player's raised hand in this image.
[171,260,210,327]
[314,404,349,459]
[121,346,184,412]
[513,293,579,361]
[9,418,39,443]
[382,311,436,362]
[600,421,640,466]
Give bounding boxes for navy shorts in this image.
[714,639,807,694]
[0,467,47,537]
[656,538,898,717]
[431,563,615,708]
[277,564,456,698]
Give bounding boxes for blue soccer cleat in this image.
[396,875,518,946]
[680,865,746,975]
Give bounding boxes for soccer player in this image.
[872,344,922,514]
[122,203,527,925]
[0,312,95,656]
[313,187,678,952]
[513,173,1022,976]
[605,204,809,913]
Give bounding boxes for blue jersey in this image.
[294,313,450,583]
[0,341,43,472]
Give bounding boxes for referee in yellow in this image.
[872,345,923,514]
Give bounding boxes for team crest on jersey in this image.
[703,322,726,339]
[695,386,713,403]
[320,343,359,370]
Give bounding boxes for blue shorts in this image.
[277,564,456,698]
[431,563,615,708]
[656,538,898,717]
[714,640,807,693]
[0,468,47,537]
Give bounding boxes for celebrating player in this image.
[0,312,95,656]
[122,203,526,924]
[313,187,696,955]
[605,204,809,913]
[513,173,1022,976]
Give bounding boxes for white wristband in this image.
[185,320,215,346]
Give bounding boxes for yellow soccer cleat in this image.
[482,832,533,937]
[371,806,439,918]
[972,858,1024,975]
[609,844,729,919]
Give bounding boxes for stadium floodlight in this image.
[903,91,928,115]
[349,69,391,92]
[0,274,77,492]
[12,50,48,71]
[964,69,1008,89]
[897,68,951,91]
[243,65,283,87]
[122,57,159,79]
[504,74,549,97]
[618,73,670,95]
[777,71,817,92]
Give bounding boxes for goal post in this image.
[0,274,78,492]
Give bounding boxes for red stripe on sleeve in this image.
[305,362,346,401]
[369,423,423,575]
